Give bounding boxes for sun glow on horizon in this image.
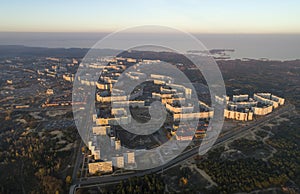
[0,0,300,34]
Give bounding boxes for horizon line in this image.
[1,31,300,35]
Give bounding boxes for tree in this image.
[65,176,72,185]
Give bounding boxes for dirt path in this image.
[195,167,218,188]
[182,160,218,188]
[253,128,277,161]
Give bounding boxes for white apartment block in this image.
[92,126,109,135]
[150,74,173,84]
[123,152,135,164]
[112,156,124,168]
[253,94,279,109]
[166,83,192,99]
[271,95,285,105]
[165,103,194,114]
[232,94,249,102]
[251,106,273,115]
[96,94,127,103]
[115,140,121,150]
[224,109,253,121]
[112,100,144,108]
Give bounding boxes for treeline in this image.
[77,174,165,194]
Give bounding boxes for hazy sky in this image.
[1,0,299,33]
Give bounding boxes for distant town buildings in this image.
[46,89,54,95]
[14,105,30,109]
[62,74,74,82]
